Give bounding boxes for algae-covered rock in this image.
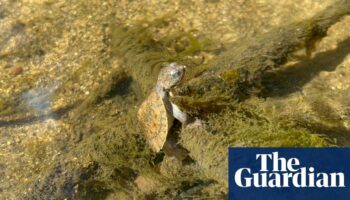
[180,104,333,189]
[170,0,350,114]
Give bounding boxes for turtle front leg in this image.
[171,103,189,125]
[172,103,205,129]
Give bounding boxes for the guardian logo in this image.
[234,152,345,188]
[229,148,350,200]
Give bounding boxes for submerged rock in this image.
[170,0,350,114]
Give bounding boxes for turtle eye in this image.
[170,70,181,78]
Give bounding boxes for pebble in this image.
[11,67,23,76]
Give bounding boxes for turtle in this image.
[137,62,191,154]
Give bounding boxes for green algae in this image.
[109,17,219,97]
[28,67,213,199]
[180,104,334,189]
[171,0,350,113]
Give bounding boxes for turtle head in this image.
[157,62,185,90]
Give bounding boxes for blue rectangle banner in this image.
[229,148,350,200]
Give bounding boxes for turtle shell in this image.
[138,90,173,152]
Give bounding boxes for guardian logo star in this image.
[229,148,350,200]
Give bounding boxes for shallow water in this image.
[0,0,349,199]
